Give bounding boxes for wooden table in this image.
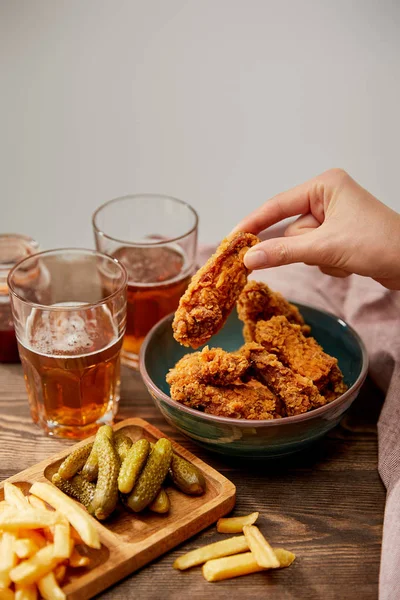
[0,363,385,600]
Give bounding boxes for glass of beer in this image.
[93,195,198,368]
[8,249,127,439]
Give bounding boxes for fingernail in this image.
[244,249,266,270]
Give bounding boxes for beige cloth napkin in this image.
[198,243,400,600]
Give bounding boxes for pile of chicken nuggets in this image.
[168,232,347,420]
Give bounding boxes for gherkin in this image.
[52,472,95,509]
[169,453,206,496]
[82,425,113,482]
[149,488,170,514]
[118,438,150,494]
[89,435,120,521]
[114,433,133,463]
[58,443,93,480]
[125,438,172,513]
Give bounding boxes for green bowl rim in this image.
[139,302,369,427]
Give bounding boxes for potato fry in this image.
[216,512,259,534]
[202,551,266,581]
[0,508,59,530]
[173,536,249,570]
[0,501,9,511]
[28,496,49,512]
[69,547,90,568]
[53,564,66,584]
[18,531,46,550]
[70,527,84,545]
[15,583,38,600]
[0,588,15,600]
[0,532,18,587]
[37,571,66,600]
[243,525,280,569]
[53,516,71,559]
[10,544,60,585]
[14,538,40,560]
[271,548,296,568]
[29,483,100,550]
[4,483,30,511]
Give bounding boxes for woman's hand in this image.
[233,169,400,290]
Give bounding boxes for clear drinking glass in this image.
[93,195,198,368]
[0,234,39,363]
[8,249,127,439]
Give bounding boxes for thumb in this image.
[244,231,323,270]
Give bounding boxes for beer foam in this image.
[23,302,120,358]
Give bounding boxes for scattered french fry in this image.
[29,483,100,550]
[4,484,30,511]
[14,539,39,560]
[28,496,48,512]
[10,544,60,586]
[15,583,38,600]
[69,547,90,568]
[271,548,296,568]
[0,508,59,531]
[53,516,71,559]
[203,551,265,581]
[37,571,66,600]
[243,525,280,569]
[217,512,259,534]
[173,536,249,570]
[0,588,15,600]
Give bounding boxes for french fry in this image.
[10,544,60,586]
[0,501,9,511]
[28,496,49,512]
[29,483,100,550]
[0,532,18,587]
[173,536,249,570]
[18,531,46,550]
[216,512,259,534]
[0,588,15,600]
[0,508,59,530]
[14,538,40,560]
[243,525,280,569]
[202,551,266,581]
[37,571,66,600]
[53,564,66,584]
[4,483,30,511]
[53,516,71,559]
[70,527,84,545]
[69,547,90,568]
[15,583,38,600]
[271,548,296,568]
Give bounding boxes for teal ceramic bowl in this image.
[139,304,368,458]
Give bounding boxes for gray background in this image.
[1,0,399,248]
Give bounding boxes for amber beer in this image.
[17,304,123,438]
[112,245,191,356]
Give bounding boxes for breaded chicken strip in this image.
[237,280,310,342]
[240,343,326,415]
[255,316,347,397]
[168,376,280,420]
[166,346,249,387]
[172,232,260,348]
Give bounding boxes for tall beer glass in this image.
[93,195,198,368]
[8,249,127,439]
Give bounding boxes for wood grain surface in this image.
[0,363,385,600]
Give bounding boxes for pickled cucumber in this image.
[58,443,93,480]
[89,434,120,520]
[149,488,170,514]
[52,472,95,509]
[114,433,133,462]
[169,453,206,496]
[118,438,150,494]
[125,438,172,513]
[82,425,113,482]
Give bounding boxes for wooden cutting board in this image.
[0,417,236,600]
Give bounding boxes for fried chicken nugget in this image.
[166,346,249,386]
[241,343,326,415]
[237,281,310,342]
[255,316,347,397]
[168,376,280,420]
[172,232,260,348]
